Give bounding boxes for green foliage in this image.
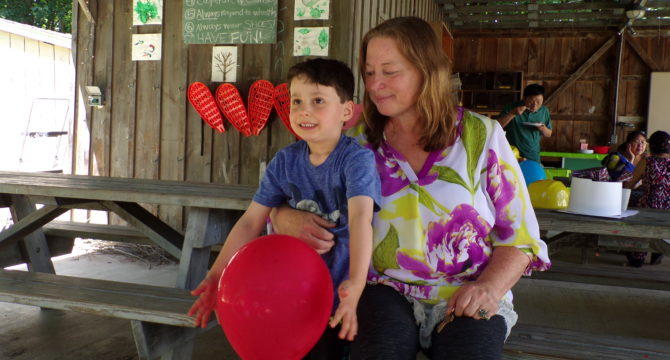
[134,0,158,24]
[310,6,324,19]
[0,0,71,33]
[318,28,328,49]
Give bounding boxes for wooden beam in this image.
[545,35,617,107]
[77,0,95,24]
[624,32,662,71]
[0,204,68,249]
[99,201,183,259]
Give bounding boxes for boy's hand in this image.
[330,279,365,341]
[187,276,218,328]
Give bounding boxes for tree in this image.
[0,0,72,33]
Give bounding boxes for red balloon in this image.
[216,234,334,360]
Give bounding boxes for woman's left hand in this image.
[446,282,499,320]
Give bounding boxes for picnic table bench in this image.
[534,207,670,263]
[0,170,255,360]
[504,323,670,359]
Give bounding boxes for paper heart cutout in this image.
[273,83,301,140]
[187,82,225,133]
[343,103,363,130]
[248,80,275,136]
[216,83,252,137]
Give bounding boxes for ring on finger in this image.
[477,308,490,320]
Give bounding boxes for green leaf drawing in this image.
[134,0,158,24]
[435,165,470,191]
[373,224,400,274]
[310,7,324,18]
[302,47,311,56]
[298,28,311,35]
[409,183,449,216]
[297,9,305,17]
[318,29,328,49]
[461,112,486,188]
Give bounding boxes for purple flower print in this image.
[485,149,516,240]
[370,144,441,197]
[425,204,491,277]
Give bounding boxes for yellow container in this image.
[528,179,570,210]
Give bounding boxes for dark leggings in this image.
[304,323,350,360]
[350,284,507,360]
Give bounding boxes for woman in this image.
[624,130,670,267]
[602,130,647,182]
[272,17,550,359]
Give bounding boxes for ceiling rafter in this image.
[438,0,670,31]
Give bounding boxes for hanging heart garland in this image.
[216,83,252,137]
[187,82,225,133]
[273,83,301,140]
[247,80,275,136]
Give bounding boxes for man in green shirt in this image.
[496,84,552,162]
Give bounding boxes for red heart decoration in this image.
[216,83,252,137]
[187,82,225,133]
[273,83,300,140]
[248,80,275,136]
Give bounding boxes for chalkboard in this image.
[183,0,277,44]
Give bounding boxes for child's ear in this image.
[343,100,354,122]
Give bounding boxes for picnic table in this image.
[0,170,255,359]
[534,207,670,240]
[534,208,670,260]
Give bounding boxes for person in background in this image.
[272,16,550,360]
[188,58,381,359]
[601,130,647,182]
[624,130,670,267]
[496,84,552,163]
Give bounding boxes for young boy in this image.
[188,58,381,355]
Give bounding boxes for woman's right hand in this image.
[270,206,336,254]
[188,276,218,328]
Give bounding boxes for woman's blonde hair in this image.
[358,16,457,151]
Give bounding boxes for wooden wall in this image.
[71,0,442,229]
[452,29,670,153]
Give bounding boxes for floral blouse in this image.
[352,109,551,304]
[639,156,670,209]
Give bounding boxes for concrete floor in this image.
[1,242,669,359]
[0,244,241,360]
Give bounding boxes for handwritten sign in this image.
[183,0,277,44]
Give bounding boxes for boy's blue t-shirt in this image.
[253,135,381,311]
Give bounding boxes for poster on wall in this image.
[293,27,329,56]
[183,0,277,44]
[212,46,238,83]
[132,34,162,61]
[133,0,163,25]
[294,0,330,20]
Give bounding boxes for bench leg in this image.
[9,195,55,273]
[131,320,206,360]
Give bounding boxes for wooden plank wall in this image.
[71,0,443,230]
[453,30,670,153]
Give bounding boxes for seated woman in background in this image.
[601,130,647,182]
[572,131,646,183]
[623,130,670,267]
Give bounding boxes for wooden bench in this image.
[504,324,670,359]
[1,221,152,268]
[531,261,670,291]
[0,268,213,359]
[42,221,150,244]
